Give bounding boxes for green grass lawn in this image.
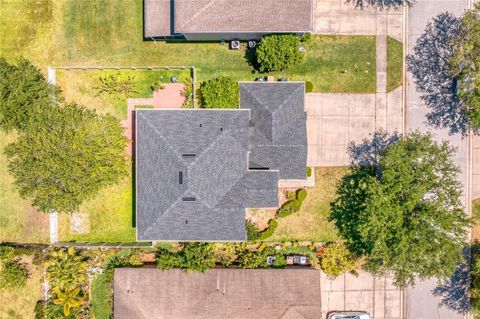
[57,69,192,119]
[387,36,404,92]
[0,255,43,319]
[1,0,377,93]
[0,132,50,243]
[90,273,113,319]
[268,167,345,242]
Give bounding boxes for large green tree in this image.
[330,131,469,287]
[450,3,480,130]
[4,103,128,213]
[0,58,60,132]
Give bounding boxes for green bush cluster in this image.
[157,243,216,272]
[258,219,278,240]
[246,220,260,241]
[0,257,29,289]
[199,76,239,108]
[305,81,314,93]
[277,188,307,218]
[306,166,312,177]
[320,241,356,278]
[255,34,305,72]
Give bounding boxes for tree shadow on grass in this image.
[432,248,471,314]
[406,13,471,136]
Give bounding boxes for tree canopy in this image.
[330,131,469,287]
[255,34,305,72]
[4,103,128,213]
[0,57,60,132]
[199,76,239,108]
[450,3,480,130]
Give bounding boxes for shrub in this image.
[273,254,287,268]
[0,257,29,289]
[94,72,138,97]
[246,220,260,241]
[200,76,239,108]
[0,246,15,261]
[151,82,165,91]
[156,249,182,270]
[277,200,298,218]
[320,241,356,278]
[258,220,278,240]
[181,81,194,108]
[255,34,305,72]
[237,247,276,268]
[157,243,216,272]
[305,81,314,93]
[45,247,89,290]
[286,190,297,201]
[296,188,307,202]
[306,166,312,177]
[472,253,480,316]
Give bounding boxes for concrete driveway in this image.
[313,0,403,40]
[321,270,403,318]
[306,87,403,166]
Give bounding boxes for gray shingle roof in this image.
[136,110,279,241]
[240,82,308,179]
[114,268,322,319]
[174,0,313,33]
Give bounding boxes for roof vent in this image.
[182,154,195,158]
[178,171,183,184]
[182,197,196,202]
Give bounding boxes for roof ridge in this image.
[177,0,218,30]
[242,85,273,143]
[191,128,248,209]
[271,84,304,116]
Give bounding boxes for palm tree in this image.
[45,247,88,290]
[52,286,86,317]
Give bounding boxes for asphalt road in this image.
[406,0,472,317]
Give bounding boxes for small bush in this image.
[305,81,314,93]
[156,249,182,270]
[296,188,307,202]
[157,243,216,272]
[94,72,138,97]
[246,220,260,241]
[237,246,276,268]
[0,257,29,289]
[273,254,286,268]
[181,81,194,108]
[306,166,312,177]
[286,190,297,201]
[151,82,165,91]
[200,76,239,108]
[0,246,15,261]
[320,241,356,278]
[277,200,300,218]
[256,34,305,72]
[258,220,278,240]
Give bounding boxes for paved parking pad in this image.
[306,88,403,166]
[321,270,402,319]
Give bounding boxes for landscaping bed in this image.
[266,167,346,242]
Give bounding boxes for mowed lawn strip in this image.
[386,36,404,92]
[268,167,346,242]
[0,132,50,243]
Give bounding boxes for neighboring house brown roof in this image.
[114,268,322,319]
[144,0,171,37]
[174,0,313,33]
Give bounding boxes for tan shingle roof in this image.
[114,268,322,319]
[174,0,313,33]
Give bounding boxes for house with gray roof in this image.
[144,0,313,41]
[114,268,322,319]
[135,82,307,242]
[241,82,308,180]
